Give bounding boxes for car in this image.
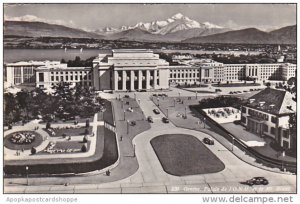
[147,116,153,123]
[152,94,157,97]
[127,107,133,112]
[244,177,269,186]
[162,117,169,123]
[158,93,163,96]
[203,137,214,145]
[124,95,130,98]
[129,121,136,126]
[153,109,160,114]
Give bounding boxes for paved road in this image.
[4,91,296,193]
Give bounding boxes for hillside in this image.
[4,21,103,39]
[183,26,296,44]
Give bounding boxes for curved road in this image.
[4,92,296,193]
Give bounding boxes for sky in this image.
[4,4,297,31]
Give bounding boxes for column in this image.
[138,70,142,90]
[130,70,135,91]
[21,66,24,83]
[114,71,119,91]
[153,70,158,89]
[122,70,127,91]
[146,70,150,90]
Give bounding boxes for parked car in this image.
[147,116,153,123]
[203,137,214,145]
[124,95,130,98]
[244,177,269,186]
[129,121,136,126]
[153,109,160,114]
[162,117,169,123]
[152,94,157,97]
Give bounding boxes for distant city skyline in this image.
[4,4,296,31]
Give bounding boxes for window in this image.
[204,69,209,77]
[283,141,289,149]
[271,127,276,135]
[271,116,277,124]
[39,73,44,82]
[263,124,268,132]
[282,130,289,139]
[242,107,247,113]
[51,76,54,81]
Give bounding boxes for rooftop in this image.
[245,88,296,115]
[112,49,153,53]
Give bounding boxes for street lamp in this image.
[25,166,29,186]
[166,108,169,118]
[133,144,136,157]
[127,120,129,134]
[121,99,124,109]
[123,110,126,121]
[157,98,160,107]
[203,118,206,128]
[185,107,187,118]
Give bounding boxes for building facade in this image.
[4,49,297,91]
[92,49,170,91]
[5,61,61,87]
[240,88,296,149]
[35,64,92,89]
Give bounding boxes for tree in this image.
[83,135,88,143]
[31,147,37,155]
[46,122,51,129]
[81,144,87,152]
[86,119,90,128]
[287,77,296,86]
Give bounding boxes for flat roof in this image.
[112,49,153,53]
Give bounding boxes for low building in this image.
[240,88,296,149]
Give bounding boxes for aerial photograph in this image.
[2,2,297,199]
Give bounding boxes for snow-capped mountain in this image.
[95,13,225,36]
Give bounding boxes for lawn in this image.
[4,126,118,174]
[43,126,93,137]
[37,141,91,155]
[151,134,225,176]
[4,131,44,150]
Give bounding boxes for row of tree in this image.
[4,82,104,125]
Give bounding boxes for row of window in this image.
[50,75,92,81]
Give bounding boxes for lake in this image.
[4,49,111,63]
[4,48,262,63]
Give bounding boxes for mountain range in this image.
[3,13,296,44]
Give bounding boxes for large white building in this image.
[4,49,297,91]
[92,49,170,91]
